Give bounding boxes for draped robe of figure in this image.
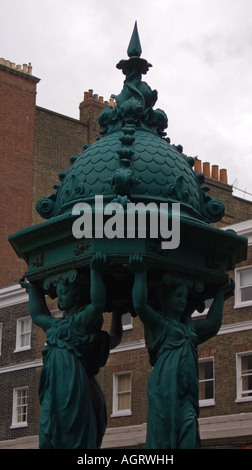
[38,314,109,449]
[145,315,201,449]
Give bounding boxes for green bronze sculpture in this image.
[9,23,248,449]
[130,253,235,449]
[20,253,122,449]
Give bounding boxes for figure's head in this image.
[56,281,82,312]
[164,284,188,316]
[156,271,206,322]
[156,272,195,321]
[55,270,90,313]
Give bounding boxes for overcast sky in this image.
[2,0,252,201]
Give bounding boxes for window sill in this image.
[10,423,28,429]
[14,346,31,353]
[111,411,132,418]
[235,397,252,403]
[199,399,215,407]
[123,325,133,331]
[234,301,252,309]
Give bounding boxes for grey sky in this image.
[1,0,252,200]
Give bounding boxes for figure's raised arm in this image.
[74,252,107,331]
[19,277,55,331]
[130,253,148,311]
[192,279,235,344]
[130,254,162,338]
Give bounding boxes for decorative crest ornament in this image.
[127,21,142,57]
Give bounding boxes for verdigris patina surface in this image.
[9,23,247,449]
[130,253,234,448]
[20,253,123,449]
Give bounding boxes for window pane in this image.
[199,382,205,400]
[16,389,28,423]
[17,405,28,423]
[205,298,213,310]
[21,318,31,334]
[118,392,131,410]
[241,286,252,302]
[240,355,252,397]
[118,374,130,393]
[19,318,31,348]
[199,361,213,380]
[114,373,132,413]
[122,312,131,327]
[240,269,252,287]
[205,381,214,399]
[241,376,252,395]
[21,333,30,348]
[199,360,214,400]
[204,361,213,379]
[241,355,252,373]
[199,363,205,381]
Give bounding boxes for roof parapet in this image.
[81,90,115,108]
[0,58,33,75]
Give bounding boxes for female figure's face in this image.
[57,282,81,312]
[164,285,188,317]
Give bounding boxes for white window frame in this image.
[111,371,132,417]
[236,351,252,403]
[122,312,133,331]
[235,266,252,309]
[0,323,3,355]
[11,386,29,428]
[192,298,213,318]
[51,309,64,318]
[199,357,215,407]
[15,316,32,352]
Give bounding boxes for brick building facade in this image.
[0,58,252,449]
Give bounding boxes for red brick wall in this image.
[0,65,39,286]
[0,301,41,440]
[32,107,89,225]
[79,90,110,144]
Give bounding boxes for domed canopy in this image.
[36,22,224,225]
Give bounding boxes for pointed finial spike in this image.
[127,21,142,58]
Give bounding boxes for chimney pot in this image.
[23,64,28,73]
[220,168,227,184]
[84,91,89,101]
[99,96,103,103]
[194,158,202,173]
[88,89,93,97]
[211,164,219,180]
[203,162,210,177]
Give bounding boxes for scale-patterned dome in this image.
[38,130,203,217]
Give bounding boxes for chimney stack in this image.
[79,90,111,143]
[194,159,228,184]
